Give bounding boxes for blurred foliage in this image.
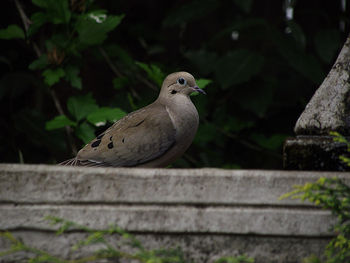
[330,131,350,167]
[0,216,254,263]
[281,177,350,263]
[0,0,349,168]
[280,132,350,263]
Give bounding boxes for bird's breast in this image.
[166,97,199,142]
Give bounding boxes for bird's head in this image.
[159,72,206,99]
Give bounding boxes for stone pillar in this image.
[284,34,350,170]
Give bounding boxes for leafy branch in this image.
[9,0,128,155]
[14,0,79,154]
[330,131,350,167]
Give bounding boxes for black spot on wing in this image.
[108,142,114,149]
[96,133,104,140]
[91,140,101,148]
[131,119,145,127]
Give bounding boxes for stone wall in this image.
[0,164,348,262]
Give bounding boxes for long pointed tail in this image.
[59,157,79,166]
[59,157,109,167]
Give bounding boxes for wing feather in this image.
[72,103,176,167]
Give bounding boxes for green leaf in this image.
[47,33,69,49]
[64,65,82,90]
[75,122,96,144]
[135,62,165,86]
[42,68,65,86]
[32,0,47,8]
[330,131,347,144]
[113,77,129,90]
[45,115,76,130]
[215,49,264,89]
[340,155,350,167]
[76,11,124,46]
[32,0,71,25]
[29,54,48,70]
[87,107,127,126]
[67,94,98,121]
[104,44,136,69]
[196,78,212,89]
[0,24,25,40]
[28,12,48,36]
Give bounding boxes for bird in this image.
[60,71,206,168]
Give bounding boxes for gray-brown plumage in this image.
[60,71,206,167]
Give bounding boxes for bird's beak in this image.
[192,86,206,95]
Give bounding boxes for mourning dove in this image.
[60,71,206,167]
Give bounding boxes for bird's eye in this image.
[177,77,186,85]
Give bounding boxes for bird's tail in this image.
[59,157,108,167]
[59,157,79,166]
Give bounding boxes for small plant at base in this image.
[280,131,350,263]
[330,131,350,167]
[0,216,254,263]
[0,216,186,263]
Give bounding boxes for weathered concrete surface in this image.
[1,164,348,205]
[294,36,350,135]
[283,136,349,170]
[0,164,348,263]
[0,204,335,236]
[0,231,330,263]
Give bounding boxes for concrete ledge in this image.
[1,164,347,205]
[0,164,349,263]
[0,205,334,236]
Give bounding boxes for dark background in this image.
[0,0,349,168]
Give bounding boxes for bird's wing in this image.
[74,103,176,167]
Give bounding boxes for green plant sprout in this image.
[330,131,350,167]
[0,216,254,263]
